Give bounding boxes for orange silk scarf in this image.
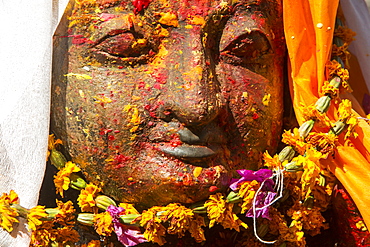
[283,0,370,229]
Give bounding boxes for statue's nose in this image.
[155,27,224,126]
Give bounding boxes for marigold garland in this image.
[0,5,364,247]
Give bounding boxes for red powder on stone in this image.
[132,0,151,14]
[209,186,218,192]
[252,112,259,120]
[169,134,182,147]
[112,154,132,169]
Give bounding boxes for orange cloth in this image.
[283,0,370,229]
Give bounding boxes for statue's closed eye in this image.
[90,28,157,66]
[220,30,271,64]
[94,32,152,58]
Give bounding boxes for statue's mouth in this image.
[159,144,216,158]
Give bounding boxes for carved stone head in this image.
[51,0,285,208]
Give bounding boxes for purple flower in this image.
[229,169,274,191]
[246,191,277,219]
[107,205,147,246]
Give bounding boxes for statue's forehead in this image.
[72,0,269,17]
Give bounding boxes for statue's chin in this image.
[78,142,232,209]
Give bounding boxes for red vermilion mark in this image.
[111,154,132,169]
[99,128,113,135]
[169,134,182,147]
[209,186,218,192]
[132,0,151,14]
[252,112,259,120]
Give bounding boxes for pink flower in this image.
[107,205,147,246]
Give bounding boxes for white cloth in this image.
[341,0,370,92]
[0,1,68,246]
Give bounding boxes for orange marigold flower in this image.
[78,183,101,212]
[54,161,81,197]
[321,80,340,102]
[326,60,352,92]
[28,205,48,231]
[334,25,356,44]
[299,104,331,128]
[263,152,283,170]
[288,203,328,236]
[305,132,337,157]
[188,214,206,243]
[140,206,167,246]
[30,221,55,247]
[93,211,113,236]
[53,200,76,226]
[332,43,351,62]
[54,226,80,245]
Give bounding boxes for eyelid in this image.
[220,29,271,54]
[91,29,132,48]
[89,14,134,44]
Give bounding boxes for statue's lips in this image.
[159,144,216,159]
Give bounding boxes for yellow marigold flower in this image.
[118,202,139,215]
[282,128,308,155]
[54,161,81,197]
[356,220,367,231]
[48,134,63,151]
[288,203,328,236]
[0,203,19,232]
[158,203,193,237]
[204,193,226,228]
[299,104,331,128]
[0,190,19,204]
[47,134,63,159]
[140,207,167,246]
[338,99,359,139]
[94,211,113,236]
[238,180,260,214]
[205,193,247,231]
[269,207,306,246]
[0,190,20,232]
[28,205,48,231]
[338,99,352,119]
[294,150,322,199]
[78,183,101,212]
[188,214,206,243]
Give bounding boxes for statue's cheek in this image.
[216,63,283,166]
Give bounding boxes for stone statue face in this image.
[51,0,284,208]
